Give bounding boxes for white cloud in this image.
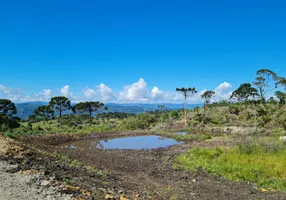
[83,88,96,99]
[0,84,53,102]
[60,85,76,99]
[96,83,115,101]
[214,82,232,93]
[0,84,23,101]
[34,89,52,101]
[213,82,233,101]
[82,84,115,102]
[0,80,234,104]
[151,86,164,100]
[12,89,52,102]
[119,78,149,102]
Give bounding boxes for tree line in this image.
[176,68,286,125]
[0,97,106,130]
[0,68,285,131]
[32,97,106,126]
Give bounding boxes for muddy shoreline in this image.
[6,132,283,200]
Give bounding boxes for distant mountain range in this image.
[15,102,202,119]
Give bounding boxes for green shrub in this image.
[170,110,180,120]
[161,113,169,122]
[229,105,240,115]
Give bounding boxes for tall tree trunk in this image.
[184,93,187,126]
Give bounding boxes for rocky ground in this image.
[0,136,77,200]
[0,161,74,200]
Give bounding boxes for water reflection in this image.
[61,135,183,150]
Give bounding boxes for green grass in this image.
[4,119,123,138]
[175,139,286,191]
[155,129,212,142]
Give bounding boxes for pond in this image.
[61,135,183,150]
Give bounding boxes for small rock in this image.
[58,184,65,189]
[192,179,197,183]
[120,195,128,200]
[260,188,269,192]
[13,155,24,160]
[118,190,124,194]
[40,180,50,187]
[19,169,40,175]
[107,190,114,194]
[105,194,116,200]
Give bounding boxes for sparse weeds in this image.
[52,152,107,178]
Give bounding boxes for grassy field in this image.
[175,137,286,191]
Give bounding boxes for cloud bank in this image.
[0,79,233,104]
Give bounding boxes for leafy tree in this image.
[201,91,215,109]
[230,83,258,102]
[34,105,54,123]
[268,97,277,104]
[276,77,286,107]
[28,114,36,122]
[275,91,286,104]
[193,106,200,113]
[0,99,20,130]
[49,96,74,126]
[158,105,166,112]
[75,101,104,125]
[277,77,286,90]
[176,87,197,126]
[253,69,278,100]
[170,110,180,120]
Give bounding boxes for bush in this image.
[161,112,169,122]
[170,110,180,120]
[120,113,159,130]
[257,105,268,116]
[229,105,240,115]
[237,137,286,154]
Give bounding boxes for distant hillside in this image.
[16,102,48,120]
[15,102,202,119]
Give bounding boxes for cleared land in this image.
[3,132,284,200]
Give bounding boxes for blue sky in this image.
[0,0,285,103]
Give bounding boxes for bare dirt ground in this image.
[0,135,87,200]
[15,132,286,200]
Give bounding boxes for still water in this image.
[62,135,183,150]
